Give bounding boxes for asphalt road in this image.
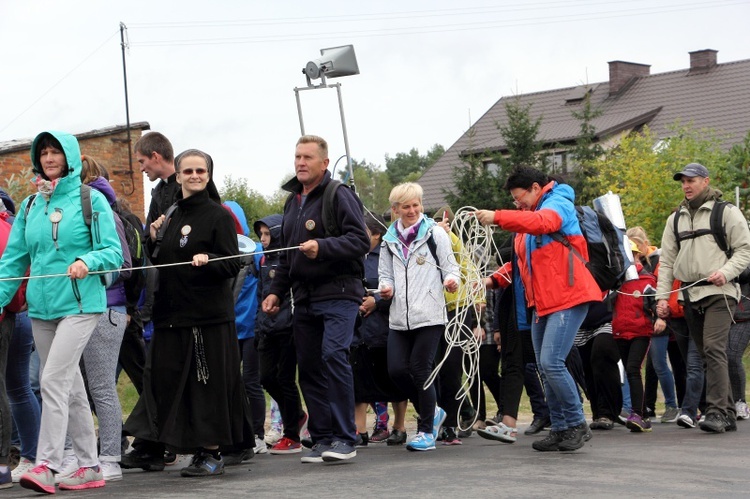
[5,420,749,498]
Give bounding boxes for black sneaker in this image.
[590,417,614,430]
[222,448,253,466]
[532,430,564,452]
[725,415,738,432]
[180,452,224,477]
[120,449,166,471]
[699,412,726,433]
[558,422,589,451]
[524,416,551,435]
[386,429,407,446]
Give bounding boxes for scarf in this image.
[396,215,424,259]
[34,176,59,201]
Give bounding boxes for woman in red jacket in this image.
[476,166,601,452]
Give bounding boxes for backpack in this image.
[673,200,732,257]
[115,207,148,305]
[549,205,630,292]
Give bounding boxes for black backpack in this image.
[673,200,731,257]
[547,205,630,292]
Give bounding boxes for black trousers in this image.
[616,336,650,417]
[258,331,303,441]
[468,344,502,421]
[579,333,623,420]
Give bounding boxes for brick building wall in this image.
[0,122,150,220]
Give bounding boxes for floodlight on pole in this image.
[294,45,359,189]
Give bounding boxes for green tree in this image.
[586,124,733,245]
[496,97,544,170]
[385,144,444,185]
[568,91,605,204]
[336,158,392,215]
[445,98,545,212]
[220,175,288,237]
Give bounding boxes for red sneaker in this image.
[269,437,303,455]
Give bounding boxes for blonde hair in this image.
[389,182,423,208]
[626,226,649,246]
[297,135,328,159]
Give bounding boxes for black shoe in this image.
[386,429,407,446]
[590,417,615,430]
[525,416,551,436]
[532,430,564,452]
[699,412,726,433]
[120,449,166,471]
[644,407,657,419]
[222,448,254,466]
[355,432,369,448]
[558,422,589,452]
[301,437,313,449]
[725,415,738,432]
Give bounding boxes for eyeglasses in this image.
[180,168,208,175]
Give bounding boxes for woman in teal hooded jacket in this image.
[0,131,122,493]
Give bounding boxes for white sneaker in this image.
[264,427,282,446]
[11,457,34,483]
[736,400,750,420]
[100,461,122,481]
[54,454,79,483]
[254,437,268,455]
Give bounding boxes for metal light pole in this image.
[294,45,359,189]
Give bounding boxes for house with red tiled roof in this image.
[419,49,750,209]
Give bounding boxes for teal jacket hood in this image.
[30,131,83,186]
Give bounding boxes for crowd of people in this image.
[0,129,748,494]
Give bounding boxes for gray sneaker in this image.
[58,466,106,490]
[321,441,357,462]
[300,443,331,463]
[661,406,680,423]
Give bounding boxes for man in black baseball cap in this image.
[673,162,710,181]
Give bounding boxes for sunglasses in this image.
[180,168,208,175]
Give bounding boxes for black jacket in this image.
[269,171,369,304]
[146,173,181,227]
[254,214,293,335]
[148,189,240,328]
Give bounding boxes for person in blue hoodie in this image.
[223,200,266,461]
[0,131,123,493]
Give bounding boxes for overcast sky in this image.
[2,0,748,201]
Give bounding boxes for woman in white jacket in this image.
[379,182,460,451]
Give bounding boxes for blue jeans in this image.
[671,317,704,419]
[531,304,589,431]
[7,312,40,461]
[649,335,677,408]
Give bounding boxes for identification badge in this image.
[305,220,316,231]
[180,235,188,247]
[181,225,192,236]
[49,211,62,223]
[416,255,426,265]
[269,269,276,279]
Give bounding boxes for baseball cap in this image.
[673,163,709,181]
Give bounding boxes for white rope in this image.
[0,244,301,283]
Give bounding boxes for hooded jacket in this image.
[379,216,460,331]
[254,214,293,335]
[492,181,602,317]
[269,170,370,304]
[0,131,123,319]
[657,187,750,304]
[354,241,391,347]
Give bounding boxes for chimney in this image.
[689,49,718,73]
[608,61,650,95]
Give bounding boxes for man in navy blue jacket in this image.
[262,135,370,464]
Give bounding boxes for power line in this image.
[127,0,744,47]
[0,31,119,135]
